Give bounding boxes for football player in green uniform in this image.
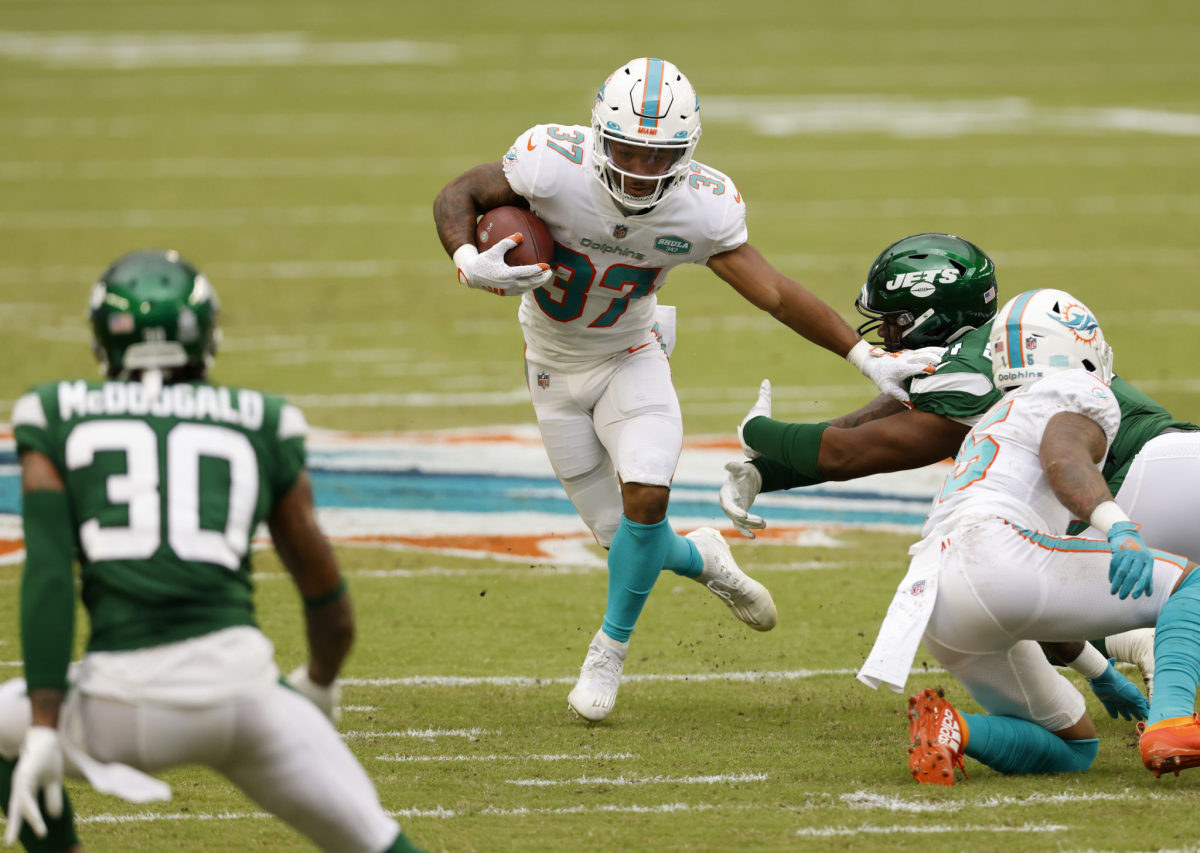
[720,233,1200,717]
[2,250,424,853]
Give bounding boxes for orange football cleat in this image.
[907,688,968,786]
[1139,714,1200,777]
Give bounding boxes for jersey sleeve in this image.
[275,402,307,493]
[907,324,1002,425]
[502,124,580,203]
[908,370,1000,425]
[12,385,56,460]
[1042,371,1122,451]
[691,162,747,259]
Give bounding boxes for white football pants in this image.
[0,679,399,853]
[526,342,682,547]
[923,517,1186,732]
[1079,430,1200,561]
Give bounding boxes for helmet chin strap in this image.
[139,368,164,399]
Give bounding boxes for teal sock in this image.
[601,516,670,642]
[1149,568,1200,725]
[662,533,702,579]
[961,713,1098,774]
[0,756,80,852]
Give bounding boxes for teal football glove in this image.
[1107,520,1154,600]
[1086,658,1149,721]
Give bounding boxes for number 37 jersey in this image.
[13,379,307,653]
[922,369,1120,539]
[503,124,748,363]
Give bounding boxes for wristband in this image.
[452,244,479,285]
[303,579,348,610]
[1089,500,1131,535]
[846,339,872,371]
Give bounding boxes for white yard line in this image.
[380,752,635,763]
[337,668,923,688]
[340,728,490,740]
[507,772,768,787]
[794,822,1068,837]
[0,32,455,69]
[842,789,1173,813]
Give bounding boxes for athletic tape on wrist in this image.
[846,339,872,371]
[452,244,479,285]
[1089,500,1131,536]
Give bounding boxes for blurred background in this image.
[2,0,1198,434]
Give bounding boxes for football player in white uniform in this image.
[856,289,1200,784]
[724,232,1200,713]
[433,57,940,721]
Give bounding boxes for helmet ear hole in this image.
[1082,358,1096,373]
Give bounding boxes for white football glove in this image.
[5,726,64,844]
[287,665,342,725]
[848,340,945,404]
[737,379,773,460]
[453,240,554,296]
[720,461,766,539]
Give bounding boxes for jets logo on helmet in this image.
[990,288,1114,391]
[856,233,998,350]
[591,57,701,211]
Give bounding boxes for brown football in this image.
[475,206,555,267]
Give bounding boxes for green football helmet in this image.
[855,233,998,350]
[89,249,220,378]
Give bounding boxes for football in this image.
[475,206,555,267]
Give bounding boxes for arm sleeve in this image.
[20,490,76,691]
[744,419,831,488]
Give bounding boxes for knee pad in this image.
[559,460,622,547]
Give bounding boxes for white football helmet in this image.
[591,57,701,211]
[990,288,1114,390]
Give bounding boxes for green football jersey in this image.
[906,324,1002,424]
[906,319,1198,496]
[13,379,307,653]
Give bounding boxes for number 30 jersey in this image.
[922,369,1120,539]
[503,124,748,363]
[13,379,307,653]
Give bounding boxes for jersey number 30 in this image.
[66,420,258,571]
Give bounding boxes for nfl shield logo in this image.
[613,224,628,238]
[537,372,550,389]
[910,579,926,596]
[1025,335,1038,351]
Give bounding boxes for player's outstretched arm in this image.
[744,406,969,484]
[707,243,860,357]
[707,244,940,399]
[268,471,353,718]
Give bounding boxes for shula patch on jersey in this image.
[654,235,691,255]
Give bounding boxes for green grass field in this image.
[3,1,1200,850]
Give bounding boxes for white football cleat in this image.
[568,630,629,722]
[687,526,777,631]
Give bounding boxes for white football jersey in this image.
[502,124,748,363]
[922,369,1120,538]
